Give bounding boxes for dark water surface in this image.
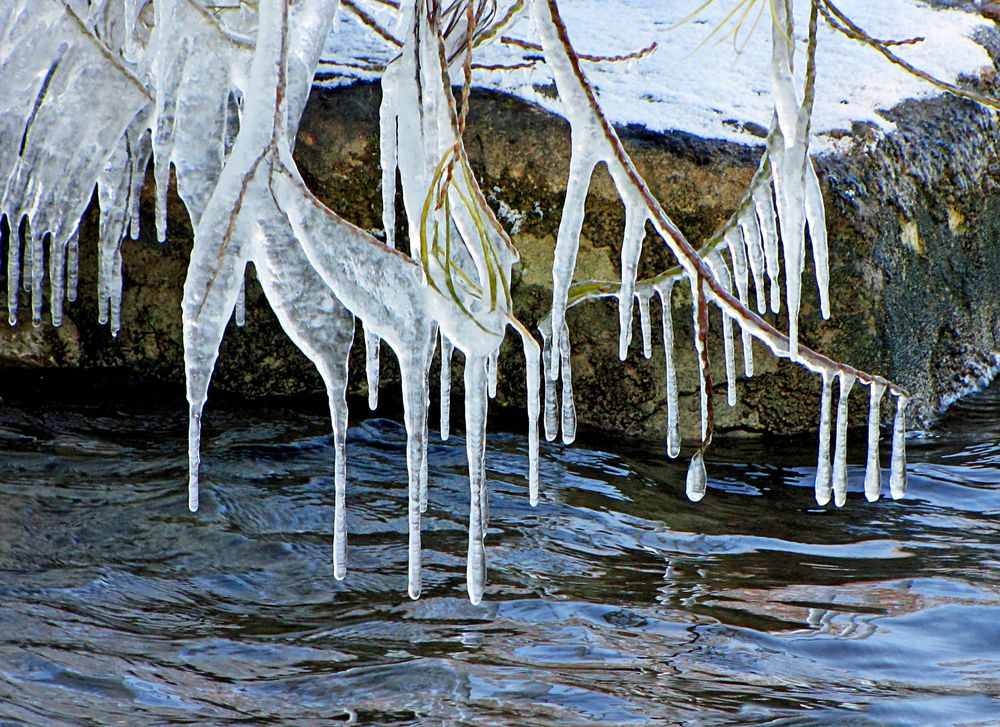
[1,380,998,725]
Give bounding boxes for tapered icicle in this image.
[739,207,767,314]
[832,372,856,507]
[439,331,453,440]
[540,325,558,442]
[154,158,169,243]
[637,290,652,359]
[815,371,833,505]
[751,181,780,313]
[364,329,380,410]
[890,395,908,500]
[399,351,431,600]
[725,227,754,376]
[332,390,348,581]
[22,234,32,295]
[804,158,830,319]
[188,404,202,512]
[7,219,21,324]
[558,322,577,444]
[512,321,541,505]
[656,280,681,458]
[49,235,66,326]
[707,251,737,407]
[66,232,78,303]
[548,148,598,375]
[864,380,886,502]
[30,227,43,328]
[686,450,707,502]
[617,200,648,360]
[689,273,709,441]
[464,356,489,605]
[487,348,499,399]
[234,277,246,327]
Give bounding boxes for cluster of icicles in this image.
[0,0,908,603]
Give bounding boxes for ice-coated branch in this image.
[531,0,909,505]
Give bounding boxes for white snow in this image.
[320,0,992,149]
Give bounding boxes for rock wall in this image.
[1,80,998,438]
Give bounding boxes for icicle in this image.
[234,277,246,327]
[686,450,707,502]
[752,177,781,314]
[725,227,754,377]
[400,355,429,600]
[188,403,202,512]
[7,218,21,324]
[804,158,830,319]
[637,290,652,359]
[770,140,806,361]
[512,320,541,505]
[656,279,681,458]
[707,251,737,407]
[22,233,32,295]
[548,148,598,375]
[487,347,499,399]
[739,207,767,314]
[890,395,908,500]
[110,246,123,336]
[29,226,43,328]
[558,322,577,444]
[66,231,78,303]
[540,324,559,442]
[689,273,709,442]
[832,372,856,507]
[364,329,380,410]
[815,371,833,505]
[49,234,66,326]
[464,355,489,605]
[154,159,170,243]
[439,331,453,440]
[864,381,886,502]
[617,200,648,360]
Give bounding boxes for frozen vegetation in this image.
[1,0,988,601]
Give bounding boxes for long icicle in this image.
[464,354,489,605]
[707,251,737,407]
[440,330,454,439]
[864,380,886,502]
[656,279,681,458]
[815,371,833,505]
[725,226,754,376]
[637,289,652,359]
[890,395,908,500]
[832,371,856,507]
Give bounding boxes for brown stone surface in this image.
[1,81,998,439]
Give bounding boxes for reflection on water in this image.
[0,379,998,724]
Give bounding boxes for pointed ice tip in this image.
[408,585,421,600]
[8,315,17,326]
[815,492,831,507]
[333,566,346,581]
[468,588,483,605]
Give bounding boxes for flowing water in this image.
[0,378,998,725]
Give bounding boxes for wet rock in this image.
[1,80,998,439]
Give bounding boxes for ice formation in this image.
[0,0,918,602]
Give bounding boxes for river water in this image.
[0,379,998,725]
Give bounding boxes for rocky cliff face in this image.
[1,80,998,438]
